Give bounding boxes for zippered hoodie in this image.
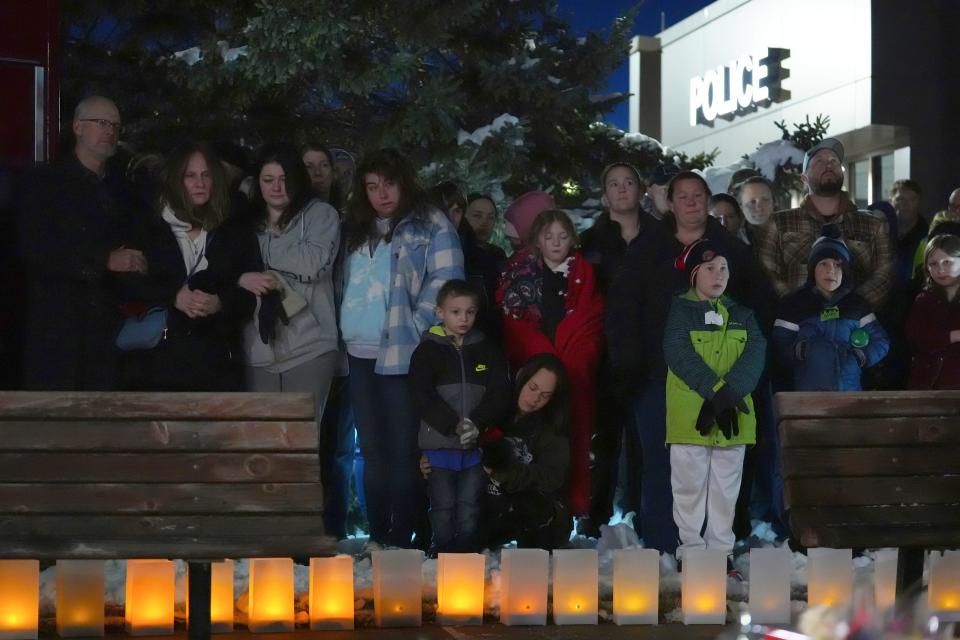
[409,325,511,450]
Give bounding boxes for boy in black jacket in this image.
[409,280,511,553]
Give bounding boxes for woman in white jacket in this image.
[239,143,341,419]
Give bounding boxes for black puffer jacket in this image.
[410,325,511,449]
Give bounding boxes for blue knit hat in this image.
[808,224,851,282]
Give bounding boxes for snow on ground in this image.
[37,518,903,628]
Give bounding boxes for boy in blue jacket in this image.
[409,280,511,554]
[772,226,889,391]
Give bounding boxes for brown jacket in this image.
[754,192,894,308]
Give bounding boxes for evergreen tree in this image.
[62,0,714,200]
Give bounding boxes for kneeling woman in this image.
[121,143,258,390]
[481,354,573,550]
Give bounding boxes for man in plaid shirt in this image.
[754,138,894,309]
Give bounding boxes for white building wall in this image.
[656,0,872,164]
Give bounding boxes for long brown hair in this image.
[158,143,230,230]
[343,148,432,253]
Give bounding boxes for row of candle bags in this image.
[0,548,957,637]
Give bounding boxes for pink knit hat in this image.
[505,191,556,243]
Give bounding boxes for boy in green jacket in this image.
[663,238,766,569]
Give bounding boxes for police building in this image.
[629,0,960,210]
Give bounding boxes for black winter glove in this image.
[481,437,514,471]
[258,290,289,344]
[710,384,750,416]
[716,407,740,439]
[695,400,715,436]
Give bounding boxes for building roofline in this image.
[657,0,752,47]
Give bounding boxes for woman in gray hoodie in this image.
[239,143,341,419]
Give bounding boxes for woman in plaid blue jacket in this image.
[337,149,464,549]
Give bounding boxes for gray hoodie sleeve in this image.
[262,200,340,280]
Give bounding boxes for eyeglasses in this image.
[79,118,123,134]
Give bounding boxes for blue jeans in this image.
[427,464,485,553]
[755,379,789,537]
[320,377,358,539]
[630,381,678,555]
[347,355,421,547]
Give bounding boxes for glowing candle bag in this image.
[612,548,658,625]
[872,548,898,612]
[681,549,726,624]
[928,551,960,622]
[248,558,294,633]
[436,553,484,626]
[372,550,422,627]
[748,548,791,625]
[807,548,853,608]
[309,556,354,630]
[0,560,39,640]
[551,549,598,625]
[56,560,104,638]
[125,560,175,636]
[499,549,548,626]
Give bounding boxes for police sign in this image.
[689,47,791,127]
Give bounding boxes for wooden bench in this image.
[0,391,334,639]
[777,391,960,594]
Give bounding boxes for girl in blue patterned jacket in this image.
[772,226,889,391]
[338,149,464,550]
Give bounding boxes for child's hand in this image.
[695,400,715,436]
[456,418,479,446]
[717,408,740,439]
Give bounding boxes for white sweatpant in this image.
[670,444,746,560]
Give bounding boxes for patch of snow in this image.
[590,92,624,104]
[703,158,752,195]
[751,139,804,181]
[223,45,249,63]
[173,47,202,66]
[619,131,664,154]
[546,75,562,85]
[520,57,540,70]
[456,113,520,146]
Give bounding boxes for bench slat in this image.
[0,483,323,513]
[783,476,960,508]
[0,536,337,560]
[792,524,960,550]
[0,514,327,537]
[0,453,319,483]
[779,417,960,447]
[790,505,960,528]
[0,392,315,420]
[775,391,960,418]
[781,446,960,477]
[0,421,318,451]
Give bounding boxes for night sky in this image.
[557,0,713,129]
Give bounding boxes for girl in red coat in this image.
[907,234,960,389]
[496,209,605,516]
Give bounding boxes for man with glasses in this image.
[19,95,146,390]
[755,138,894,309]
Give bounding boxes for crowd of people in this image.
[14,95,960,572]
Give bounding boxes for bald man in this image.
[18,95,145,390]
